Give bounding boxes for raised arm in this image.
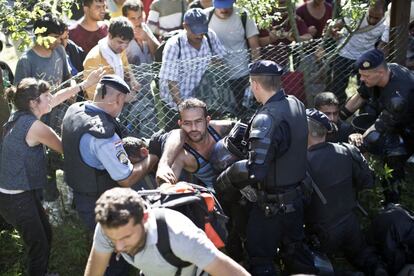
[51,68,105,108]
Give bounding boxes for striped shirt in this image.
[159,29,227,107]
[147,0,188,36]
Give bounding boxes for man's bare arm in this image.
[203,251,250,276]
[344,93,366,114]
[209,120,235,137]
[118,154,158,187]
[156,129,186,184]
[84,246,112,276]
[248,35,260,61]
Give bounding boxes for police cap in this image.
[249,60,283,76]
[306,108,333,132]
[355,49,385,70]
[99,74,130,94]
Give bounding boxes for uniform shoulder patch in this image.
[116,150,129,165]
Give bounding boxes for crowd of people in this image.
[1,0,414,275]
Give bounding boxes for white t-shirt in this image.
[339,14,388,60]
[206,6,259,79]
[93,208,219,276]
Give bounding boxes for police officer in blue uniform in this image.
[341,49,414,203]
[62,75,156,275]
[306,109,388,276]
[216,60,310,275]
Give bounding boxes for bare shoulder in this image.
[209,120,235,136]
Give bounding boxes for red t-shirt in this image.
[68,23,108,54]
[296,2,333,39]
[142,0,154,19]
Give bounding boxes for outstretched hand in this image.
[156,165,177,185]
[348,133,364,147]
[83,67,106,89]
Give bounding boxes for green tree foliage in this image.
[0,0,77,50]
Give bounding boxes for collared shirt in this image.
[79,104,133,181]
[159,29,227,107]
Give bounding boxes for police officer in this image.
[216,60,310,275]
[61,75,157,275]
[306,109,388,276]
[340,49,414,203]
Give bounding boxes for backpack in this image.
[137,183,228,275]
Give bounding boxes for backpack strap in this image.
[207,8,215,24]
[240,9,248,43]
[155,210,191,276]
[207,8,249,48]
[205,33,213,54]
[177,36,182,59]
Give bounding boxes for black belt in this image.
[265,185,303,205]
[257,184,304,217]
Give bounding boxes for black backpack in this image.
[137,183,228,276]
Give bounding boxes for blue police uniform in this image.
[306,109,387,276]
[216,60,311,275]
[62,75,133,276]
[354,49,414,203]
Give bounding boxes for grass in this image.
[0,163,413,275]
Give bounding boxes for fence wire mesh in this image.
[45,25,407,142]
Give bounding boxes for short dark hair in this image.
[95,188,146,228]
[314,92,339,109]
[83,0,105,7]
[108,17,134,41]
[178,98,208,117]
[251,75,281,92]
[308,118,328,138]
[122,0,143,17]
[33,13,63,36]
[122,136,148,160]
[5,78,50,112]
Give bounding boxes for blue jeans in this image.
[0,190,52,276]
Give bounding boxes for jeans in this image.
[0,190,52,276]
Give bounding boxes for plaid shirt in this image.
[159,29,227,107]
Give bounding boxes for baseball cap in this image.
[184,8,208,35]
[99,74,130,94]
[213,0,235,9]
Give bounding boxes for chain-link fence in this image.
[46,25,407,141]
